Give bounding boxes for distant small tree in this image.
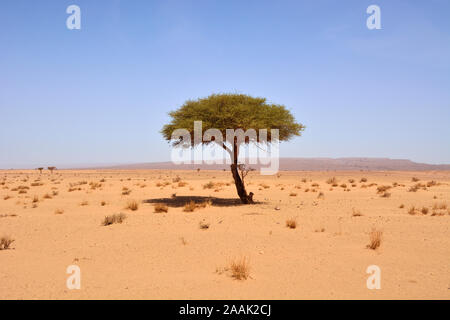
[162,93,305,204]
[37,167,44,174]
[48,166,56,174]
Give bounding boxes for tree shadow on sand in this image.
[143,196,260,208]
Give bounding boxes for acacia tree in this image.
[161,93,305,204]
[48,166,56,174]
[37,167,44,174]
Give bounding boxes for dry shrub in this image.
[377,185,392,194]
[3,195,11,200]
[352,208,363,217]
[80,200,89,206]
[301,178,307,183]
[286,218,297,229]
[380,192,391,198]
[203,181,215,189]
[229,257,250,280]
[411,177,420,182]
[408,183,427,192]
[183,200,210,212]
[399,204,405,209]
[101,201,107,206]
[90,182,102,190]
[32,195,39,203]
[326,177,338,185]
[30,182,44,187]
[172,176,182,183]
[317,192,325,199]
[199,221,210,229]
[178,181,187,187]
[43,193,52,199]
[154,203,168,213]
[408,206,417,215]
[183,201,197,212]
[102,213,126,226]
[348,179,355,183]
[421,207,429,215]
[426,180,438,187]
[360,177,368,183]
[126,200,139,211]
[0,235,14,250]
[54,209,64,215]
[289,192,297,197]
[367,229,382,250]
[122,187,131,195]
[340,183,347,188]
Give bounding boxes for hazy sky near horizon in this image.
[1,0,450,168]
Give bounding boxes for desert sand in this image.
[0,169,449,299]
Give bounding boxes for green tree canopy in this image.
[161,93,305,147]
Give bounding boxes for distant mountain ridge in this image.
[96,157,450,171]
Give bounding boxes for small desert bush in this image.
[348,179,355,183]
[203,181,215,189]
[101,201,106,206]
[360,177,367,183]
[380,192,391,198]
[3,195,11,200]
[32,195,39,203]
[286,218,297,229]
[426,180,438,187]
[54,209,64,215]
[80,200,89,206]
[326,177,338,185]
[154,203,168,213]
[0,236,14,250]
[352,208,363,217]
[178,181,187,187]
[376,185,392,194]
[126,200,139,211]
[102,213,126,226]
[229,257,250,280]
[199,221,210,229]
[289,192,297,197]
[172,176,182,183]
[411,177,420,182]
[408,206,417,215]
[317,192,325,199]
[122,187,131,195]
[421,207,429,215]
[367,229,382,250]
[183,201,197,212]
[43,193,52,199]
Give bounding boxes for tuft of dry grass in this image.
[32,195,39,203]
[199,220,210,229]
[0,235,14,250]
[367,229,382,250]
[377,185,392,194]
[154,203,168,213]
[80,200,89,206]
[102,213,126,226]
[286,218,297,229]
[203,181,215,189]
[183,200,197,212]
[126,200,139,211]
[229,257,250,280]
[326,177,338,185]
[408,206,417,215]
[352,208,363,217]
[317,192,325,199]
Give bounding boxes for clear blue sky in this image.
[1,0,449,168]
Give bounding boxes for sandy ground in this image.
[0,169,449,299]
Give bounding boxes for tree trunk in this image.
[230,141,254,204]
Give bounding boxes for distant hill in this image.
[96,157,450,171]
